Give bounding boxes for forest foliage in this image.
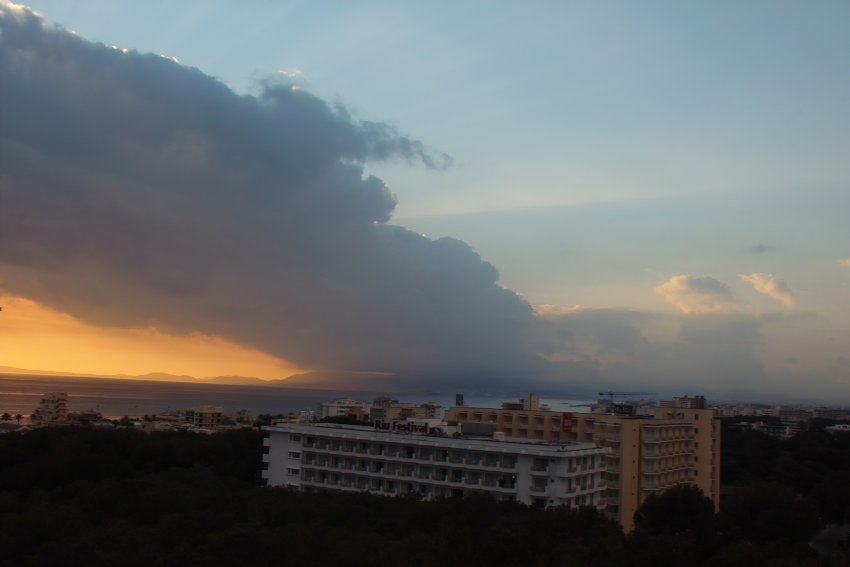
[0,424,847,566]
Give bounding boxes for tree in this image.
[634,484,718,556]
[719,482,821,544]
[1,413,11,421]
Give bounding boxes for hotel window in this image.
[286,467,299,476]
[290,434,301,442]
[287,451,301,459]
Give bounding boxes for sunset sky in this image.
[2,1,849,401]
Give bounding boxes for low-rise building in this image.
[727,420,800,440]
[659,395,707,409]
[263,422,607,511]
[370,396,441,421]
[184,405,223,429]
[319,398,371,420]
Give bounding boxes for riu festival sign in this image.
[373,420,429,434]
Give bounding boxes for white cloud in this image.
[533,304,583,317]
[838,259,850,268]
[739,273,796,310]
[654,275,735,314]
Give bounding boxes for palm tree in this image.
[1,412,11,421]
[14,414,23,424]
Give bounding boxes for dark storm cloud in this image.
[0,4,535,381]
[0,4,808,398]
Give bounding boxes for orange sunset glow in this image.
[0,295,302,379]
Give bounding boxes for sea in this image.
[0,374,592,419]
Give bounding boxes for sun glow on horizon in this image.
[0,295,305,380]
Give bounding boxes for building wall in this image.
[184,405,223,428]
[33,392,68,425]
[319,399,371,419]
[263,424,606,511]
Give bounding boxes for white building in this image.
[33,392,68,425]
[262,422,607,510]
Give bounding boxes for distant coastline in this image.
[0,372,597,421]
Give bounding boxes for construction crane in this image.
[598,391,657,403]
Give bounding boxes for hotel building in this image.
[32,392,69,426]
[262,422,607,511]
[445,398,720,532]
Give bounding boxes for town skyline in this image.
[2,1,849,403]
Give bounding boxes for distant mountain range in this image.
[0,365,423,392]
[0,365,277,386]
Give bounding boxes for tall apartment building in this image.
[263,422,607,511]
[32,392,68,425]
[445,399,720,532]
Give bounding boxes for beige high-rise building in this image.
[445,398,720,532]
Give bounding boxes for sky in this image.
[1,1,849,402]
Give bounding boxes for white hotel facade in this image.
[263,422,608,510]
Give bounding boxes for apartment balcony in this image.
[480,480,519,493]
[641,464,694,475]
[642,447,694,459]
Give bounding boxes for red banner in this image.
[562,412,573,433]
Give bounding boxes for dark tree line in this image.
[721,419,850,526]
[0,426,847,566]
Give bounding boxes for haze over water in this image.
[0,374,591,418]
